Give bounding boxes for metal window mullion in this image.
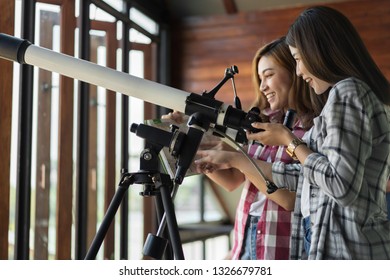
[119,1,130,259]
[156,26,170,117]
[75,0,91,260]
[14,0,36,260]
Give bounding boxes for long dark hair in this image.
[286,6,390,105]
[251,37,325,129]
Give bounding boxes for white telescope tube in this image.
[0,33,260,139]
[0,32,189,112]
[25,45,189,112]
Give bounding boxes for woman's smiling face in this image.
[257,55,292,111]
[289,46,332,95]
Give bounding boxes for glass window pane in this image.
[128,49,145,260]
[90,4,116,22]
[31,2,61,260]
[103,0,125,12]
[129,28,151,44]
[130,7,159,35]
[9,0,23,259]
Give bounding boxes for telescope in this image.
[0,33,261,135]
[0,32,265,184]
[0,32,280,259]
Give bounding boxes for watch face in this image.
[287,138,304,159]
[286,146,294,156]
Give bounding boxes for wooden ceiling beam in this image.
[223,0,238,14]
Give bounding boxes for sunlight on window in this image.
[90,3,116,22]
[129,28,151,44]
[102,0,124,12]
[130,7,159,35]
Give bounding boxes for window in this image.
[4,0,233,260]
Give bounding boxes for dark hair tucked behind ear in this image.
[286,6,390,105]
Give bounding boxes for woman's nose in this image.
[260,80,267,91]
[296,64,302,77]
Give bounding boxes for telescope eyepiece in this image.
[130,123,139,133]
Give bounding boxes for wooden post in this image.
[0,0,15,260]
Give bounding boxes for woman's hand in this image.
[199,138,237,152]
[161,111,186,124]
[246,122,295,146]
[194,150,238,174]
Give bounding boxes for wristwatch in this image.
[286,138,305,160]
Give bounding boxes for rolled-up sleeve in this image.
[272,161,301,192]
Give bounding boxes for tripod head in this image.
[131,112,210,185]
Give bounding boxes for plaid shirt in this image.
[231,110,305,260]
[272,78,390,259]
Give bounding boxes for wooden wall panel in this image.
[102,23,117,261]
[0,0,14,260]
[56,0,75,260]
[171,0,390,111]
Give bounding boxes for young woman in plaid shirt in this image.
[247,6,390,259]
[194,37,326,259]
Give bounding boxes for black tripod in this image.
[84,169,184,260]
[85,114,209,260]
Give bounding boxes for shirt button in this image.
[257,230,261,234]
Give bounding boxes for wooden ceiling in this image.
[162,0,355,20]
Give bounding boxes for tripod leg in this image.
[142,191,172,260]
[159,184,185,260]
[84,177,130,260]
[154,192,173,260]
[143,184,180,260]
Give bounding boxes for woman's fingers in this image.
[161,111,185,124]
[246,122,294,146]
[194,160,215,174]
[194,151,216,173]
[251,122,266,129]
